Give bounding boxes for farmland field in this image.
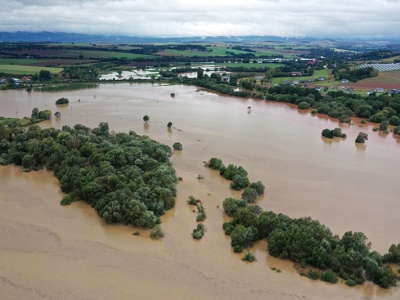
[0,65,63,75]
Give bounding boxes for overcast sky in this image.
[1,0,399,38]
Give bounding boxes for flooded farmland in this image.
[0,83,399,299]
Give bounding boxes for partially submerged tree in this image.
[355,132,368,143]
[143,115,149,123]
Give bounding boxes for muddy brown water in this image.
[0,83,399,299]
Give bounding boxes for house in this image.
[375,87,385,93]
[291,72,302,76]
[0,78,6,84]
[338,86,345,90]
[341,79,350,83]
[308,78,315,82]
[318,77,325,81]
[315,87,324,91]
[293,80,300,85]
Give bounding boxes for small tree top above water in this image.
[55,98,69,105]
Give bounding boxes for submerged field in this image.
[0,83,399,299]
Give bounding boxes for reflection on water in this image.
[0,83,399,299]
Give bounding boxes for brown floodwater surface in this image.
[0,83,399,299]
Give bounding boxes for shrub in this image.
[321,270,338,284]
[207,157,224,170]
[173,142,182,150]
[192,223,205,240]
[187,195,197,205]
[230,174,250,190]
[150,225,164,239]
[379,121,389,132]
[60,194,76,205]
[196,212,206,222]
[249,181,265,195]
[242,250,256,262]
[346,279,357,286]
[321,128,334,138]
[394,127,400,135]
[333,128,347,138]
[298,102,310,109]
[389,116,400,126]
[308,269,320,280]
[223,197,247,217]
[241,187,258,203]
[355,132,368,143]
[55,97,69,105]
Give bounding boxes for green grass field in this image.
[271,69,330,84]
[61,50,154,59]
[0,65,63,75]
[0,58,43,65]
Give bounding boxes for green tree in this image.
[150,225,164,239]
[143,115,149,123]
[355,132,368,143]
[167,122,173,128]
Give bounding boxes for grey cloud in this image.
[0,0,399,38]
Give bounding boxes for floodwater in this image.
[0,83,399,299]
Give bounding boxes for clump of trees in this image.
[222,202,399,288]
[333,66,378,82]
[31,107,52,121]
[205,158,265,201]
[55,97,69,105]
[321,128,347,139]
[0,122,177,229]
[187,196,207,222]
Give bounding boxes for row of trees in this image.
[0,121,177,228]
[206,157,265,203]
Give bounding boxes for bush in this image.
[55,97,69,105]
[379,121,389,132]
[242,250,256,262]
[241,187,258,203]
[196,212,207,222]
[333,128,347,138]
[321,270,338,284]
[150,225,164,239]
[355,132,368,143]
[230,174,250,190]
[394,127,400,135]
[321,128,334,138]
[207,157,224,170]
[346,279,357,286]
[173,142,182,150]
[389,116,400,126]
[187,195,198,205]
[307,269,320,280]
[298,102,310,109]
[60,194,76,205]
[223,197,247,217]
[249,181,265,195]
[192,223,205,240]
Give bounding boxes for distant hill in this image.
[0,31,399,45]
[0,31,316,43]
